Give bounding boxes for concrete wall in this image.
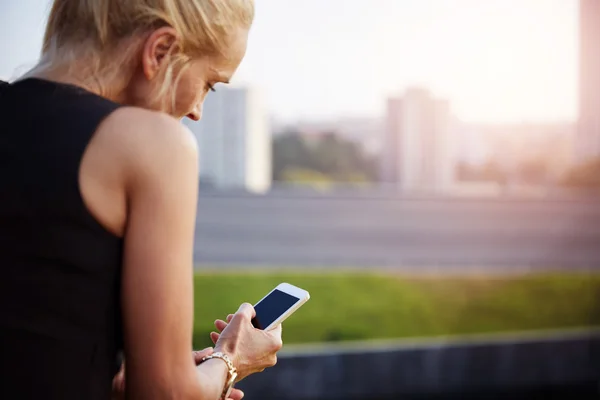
[237,329,600,399]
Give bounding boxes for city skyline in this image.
[0,0,578,124]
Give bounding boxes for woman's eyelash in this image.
[207,84,216,92]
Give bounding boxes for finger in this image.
[214,319,228,332]
[193,347,214,364]
[210,331,220,345]
[228,388,245,400]
[226,314,234,323]
[119,375,126,393]
[235,303,256,321]
[112,363,125,385]
[112,374,122,392]
[112,373,125,398]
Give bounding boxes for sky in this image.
[0,0,579,124]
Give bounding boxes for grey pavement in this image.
[194,190,600,269]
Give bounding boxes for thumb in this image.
[235,303,256,321]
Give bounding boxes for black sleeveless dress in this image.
[0,78,124,399]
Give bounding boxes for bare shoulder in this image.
[78,107,198,237]
[100,106,197,148]
[97,107,198,179]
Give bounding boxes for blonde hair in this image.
[33,0,254,105]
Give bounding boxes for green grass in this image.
[192,271,600,349]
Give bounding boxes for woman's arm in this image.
[102,107,227,400]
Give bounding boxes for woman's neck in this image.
[25,57,132,104]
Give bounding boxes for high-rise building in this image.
[577,0,600,160]
[184,86,271,193]
[381,87,454,193]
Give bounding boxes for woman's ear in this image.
[141,26,180,80]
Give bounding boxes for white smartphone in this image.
[251,283,310,330]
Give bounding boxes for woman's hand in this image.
[212,303,283,381]
[111,348,246,400]
[210,313,234,345]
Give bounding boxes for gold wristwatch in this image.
[200,352,238,399]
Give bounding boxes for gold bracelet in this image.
[200,352,238,400]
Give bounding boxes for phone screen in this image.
[251,289,300,330]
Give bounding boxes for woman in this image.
[0,0,282,399]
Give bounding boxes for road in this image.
[194,191,600,269]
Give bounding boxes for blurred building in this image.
[577,0,600,161]
[279,117,384,156]
[381,87,455,193]
[184,86,271,193]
